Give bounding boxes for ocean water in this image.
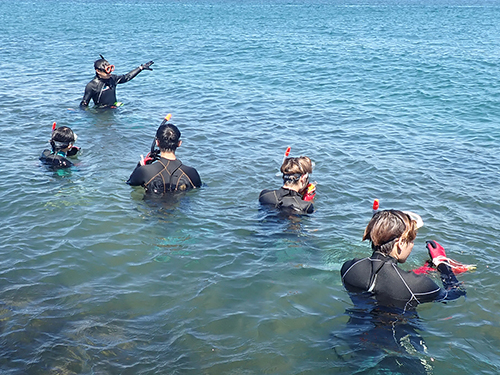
[0,0,499,374]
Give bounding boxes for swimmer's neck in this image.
[160,150,176,160]
[282,185,301,193]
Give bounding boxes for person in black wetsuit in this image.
[341,209,465,311]
[79,55,154,109]
[127,121,201,194]
[336,209,466,373]
[40,125,79,169]
[259,156,316,214]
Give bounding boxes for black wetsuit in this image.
[341,251,465,311]
[259,187,314,214]
[39,150,73,169]
[127,157,201,194]
[79,67,143,108]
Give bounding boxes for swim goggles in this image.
[282,173,302,183]
[99,65,115,74]
[52,132,77,148]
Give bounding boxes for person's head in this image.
[94,57,115,78]
[50,126,76,153]
[363,209,419,263]
[155,123,181,152]
[281,156,313,191]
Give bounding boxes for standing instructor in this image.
[80,55,153,109]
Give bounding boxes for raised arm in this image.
[117,61,154,84]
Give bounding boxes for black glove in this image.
[141,61,154,71]
[66,146,80,157]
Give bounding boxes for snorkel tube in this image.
[141,113,172,165]
[283,146,291,163]
[150,113,172,155]
[276,146,291,176]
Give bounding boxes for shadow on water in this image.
[330,296,434,375]
[134,186,204,217]
[256,205,316,235]
[255,207,323,266]
[38,159,81,178]
[132,189,202,263]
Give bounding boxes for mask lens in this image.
[104,65,115,74]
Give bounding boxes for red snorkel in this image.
[372,199,380,215]
[283,146,291,163]
[276,146,291,177]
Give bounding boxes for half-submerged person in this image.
[127,121,201,195]
[337,210,467,373]
[259,156,316,214]
[40,124,79,169]
[342,209,466,311]
[79,55,154,109]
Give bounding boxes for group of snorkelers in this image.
[40,55,318,206]
[40,57,473,361]
[40,56,200,192]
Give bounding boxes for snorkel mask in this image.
[50,122,78,153]
[101,65,115,74]
[95,54,115,74]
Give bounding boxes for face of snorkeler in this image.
[96,68,111,79]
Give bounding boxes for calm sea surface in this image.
[0,0,499,374]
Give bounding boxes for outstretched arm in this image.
[117,61,154,84]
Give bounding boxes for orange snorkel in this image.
[276,146,291,176]
[283,146,291,163]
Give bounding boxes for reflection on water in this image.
[331,300,434,374]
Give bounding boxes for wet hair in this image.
[50,126,76,152]
[281,156,313,185]
[156,123,181,152]
[362,210,418,255]
[94,58,109,71]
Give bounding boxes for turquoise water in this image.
[1,0,500,373]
